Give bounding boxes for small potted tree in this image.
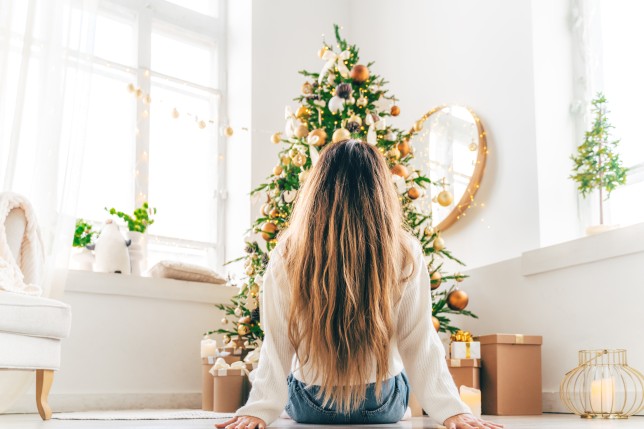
[570,93,628,234]
[105,202,156,275]
[71,219,96,270]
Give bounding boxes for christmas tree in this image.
[570,93,628,224]
[210,25,477,345]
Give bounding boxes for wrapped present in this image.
[450,330,481,359]
[478,334,542,415]
[200,337,217,411]
[223,337,253,360]
[447,358,481,389]
[209,358,251,412]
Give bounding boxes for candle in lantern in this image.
[200,337,217,358]
[590,378,615,413]
[459,385,481,417]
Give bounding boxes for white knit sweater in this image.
[236,240,470,425]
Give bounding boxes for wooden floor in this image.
[0,414,643,428]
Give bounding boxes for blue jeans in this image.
[285,371,410,424]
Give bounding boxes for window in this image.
[75,0,224,267]
[596,0,644,226]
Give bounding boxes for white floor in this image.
[0,414,643,428]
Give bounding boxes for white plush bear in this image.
[89,219,131,274]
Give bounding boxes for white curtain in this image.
[0,0,97,413]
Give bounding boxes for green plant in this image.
[570,93,628,224]
[105,202,157,233]
[73,219,96,248]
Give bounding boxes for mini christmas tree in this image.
[570,93,628,224]
[209,25,477,345]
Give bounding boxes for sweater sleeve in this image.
[235,252,294,425]
[396,243,471,424]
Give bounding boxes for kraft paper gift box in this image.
[450,341,481,359]
[447,358,481,389]
[202,353,246,410]
[478,334,543,415]
[210,363,251,413]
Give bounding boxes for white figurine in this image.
[89,219,131,274]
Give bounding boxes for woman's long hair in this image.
[282,140,415,412]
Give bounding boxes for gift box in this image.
[450,342,481,359]
[478,334,542,415]
[201,359,215,411]
[447,358,480,389]
[210,359,251,413]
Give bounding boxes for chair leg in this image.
[36,369,54,420]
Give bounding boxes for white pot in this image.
[127,231,148,276]
[585,224,619,235]
[70,247,94,271]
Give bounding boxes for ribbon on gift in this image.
[244,346,261,370]
[318,50,351,84]
[209,358,250,377]
[451,330,474,359]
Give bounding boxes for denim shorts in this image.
[285,371,410,424]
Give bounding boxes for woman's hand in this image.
[444,413,503,429]
[215,415,266,429]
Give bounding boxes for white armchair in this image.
[0,205,72,420]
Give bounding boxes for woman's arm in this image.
[396,243,472,424]
[229,252,294,426]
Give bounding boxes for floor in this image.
[0,414,643,428]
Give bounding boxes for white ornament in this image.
[328,96,345,114]
[313,100,326,108]
[385,130,397,141]
[392,175,406,195]
[356,96,368,108]
[347,96,355,105]
[234,307,242,317]
[283,190,297,203]
[92,220,131,274]
[375,117,387,131]
[309,146,320,166]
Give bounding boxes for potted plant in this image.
[71,219,96,270]
[105,202,156,275]
[570,93,628,234]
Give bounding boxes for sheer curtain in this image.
[0,0,97,413]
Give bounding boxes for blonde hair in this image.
[282,140,415,412]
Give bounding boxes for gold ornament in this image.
[308,128,327,146]
[437,190,454,207]
[356,96,368,108]
[332,128,351,144]
[294,124,309,138]
[468,141,478,152]
[261,222,277,241]
[301,82,313,95]
[391,164,409,178]
[198,120,207,129]
[221,317,228,324]
[237,324,250,336]
[397,140,411,158]
[239,316,251,325]
[433,235,445,251]
[390,105,400,116]
[431,271,442,290]
[292,153,307,167]
[273,165,283,176]
[348,114,362,126]
[281,155,291,166]
[288,148,299,158]
[413,119,424,132]
[171,108,180,118]
[296,106,311,119]
[447,289,469,311]
[245,265,254,276]
[408,187,420,200]
[271,132,282,144]
[269,208,280,219]
[224,126,234,137]
[127,83,136,93]
[455,272,464,282]
[424,226,434,237]
[432,316,440,332]
[350,64,370,83]
[250,283,260,294]
[388,148,401,160]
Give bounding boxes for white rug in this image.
[53,409,234,420]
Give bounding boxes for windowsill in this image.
[521,222,644,276]
[65,270,238,304]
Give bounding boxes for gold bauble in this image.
[391,164,409,178]
[224,126,234,137]
[424,226,434,237]
[250,283,260,294]
[296,106,311,119]
[430,271,442,290]
[447,289,469,311]
[455,272,464,282]
[273,165,283,176]
[397,140,411,158]
[432,316,440,332]
[437,190,454,207]
[350,64,370,83]
[332,128,351,144]
[237,324,250,336]
[239,316,251,325]
[413,119,424,132]
[271,132,282,144]
[468,142,478,152]
[318,46,328,58]
[292,153,307,167]
[408,187,420,200]
[294,124,309,138]
[245,265,254,276]
[389,148,401,160]
[289,148,299,158]
[308,128,327,146]
[301,82,313,96]
[281,155,291,166]
[433,235,446,251]
[348,114,362,126]
[390,105,400,116]
[269,208,280,218]
[261,222,277,241]
[221,317,228,324]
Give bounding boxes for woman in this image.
[217,141,502,429]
